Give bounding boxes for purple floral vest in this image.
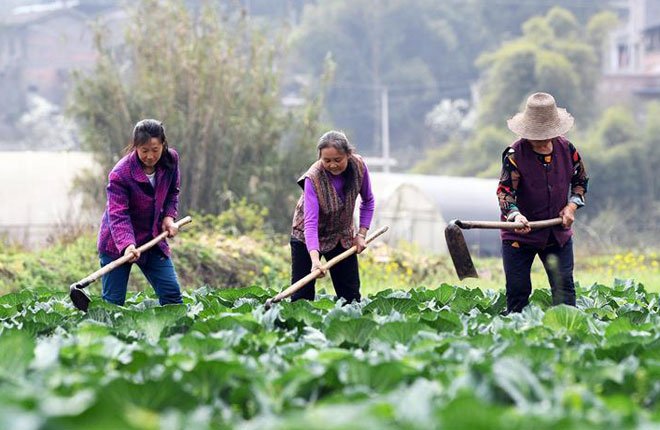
[501,137,573,248]
[291,155,365,252]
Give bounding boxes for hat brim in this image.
[507,108,574,140]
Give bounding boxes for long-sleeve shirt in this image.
[497,141,588,220]
[303,164,375,252]
[97,149,180,259]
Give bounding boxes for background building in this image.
[601,0,660,105]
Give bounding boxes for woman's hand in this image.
[559,203,577,229]
[162,216,179,238]
[310,250,326,278]
[513,214,531,234]
[353,232,367,254]
[124,244,140,262]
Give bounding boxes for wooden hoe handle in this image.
[71,216,192,289]
[266,225,389,306]
[454,217,563,230]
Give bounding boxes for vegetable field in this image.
[1,281,659,429]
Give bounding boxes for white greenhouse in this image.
[366,173,501,256]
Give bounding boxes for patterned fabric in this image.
[97,149,180,260]
[498,137,588,219]
[291,154,366,253]
[301,164,375,252]
[499,137,585,248]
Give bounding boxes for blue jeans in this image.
[502,237,575,313]
[100,249,183,306]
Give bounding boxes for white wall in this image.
[0,151,99,247]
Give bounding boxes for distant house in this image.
[367,173,501,256]
[601,0,660,105]
[0,2,126,128]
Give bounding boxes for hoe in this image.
[265,225,389,309]
[445,217,562,280]
[69,215,193,312]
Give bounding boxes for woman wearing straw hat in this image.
[498,92,589,314]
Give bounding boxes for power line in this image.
[332,76,472,89]
[462,0,619,7]
[325,87,472,116]
[331,81,473,94]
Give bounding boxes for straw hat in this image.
[507,92,574,140]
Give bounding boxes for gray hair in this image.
[317,130,354,156]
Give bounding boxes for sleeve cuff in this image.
[569,195,585,209]
[164,207,178,218]
[506,211,520,222]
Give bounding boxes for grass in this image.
[1,231,658,298]
[452,255,660,293]
[351,247,660,296]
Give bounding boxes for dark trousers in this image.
[502,237,575,313]
[290,239,361,303]
[100,249,183,306]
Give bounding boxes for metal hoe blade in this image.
[445,221,479,280]
[69,284,91,312]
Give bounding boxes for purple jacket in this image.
[97,148,180,259]
[501,138,572,248]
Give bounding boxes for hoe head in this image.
[69,284,91,312]
[445,220,479,280]
[264,298,274,310]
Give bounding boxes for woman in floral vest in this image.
[290,130,375,303]
[498,92,589,313]
[97,119,183,306]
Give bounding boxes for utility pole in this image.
[381,86,391,173]
[364,85,396,172]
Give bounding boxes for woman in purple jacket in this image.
[290,130,375,303]
[498,93,589,313]
[97,119,183,306]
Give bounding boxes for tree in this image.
[476,7,618,128]
[292,0,463,166]
[292,1,613,168]
[584,104,660,215]
[69,0,327,230]
[411,126,510,178]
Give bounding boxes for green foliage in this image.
[191,198,270,238]
[411,125,510,177]
[587,11,620,56]
[292,1,609,166]
[0,281,658,428]
[0,234,102,293]
[0,331,34,381]
[414,7,614,178]
[293,0,469,164]
[411,7,654,249]
[0,225,290,296]
[477,8,606,128]
[591,106,637,148]
[542,305,588,334]
[580,103,660,247]
[69,0,327,230]
[546,7,580,39]
[522,17,555,45]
